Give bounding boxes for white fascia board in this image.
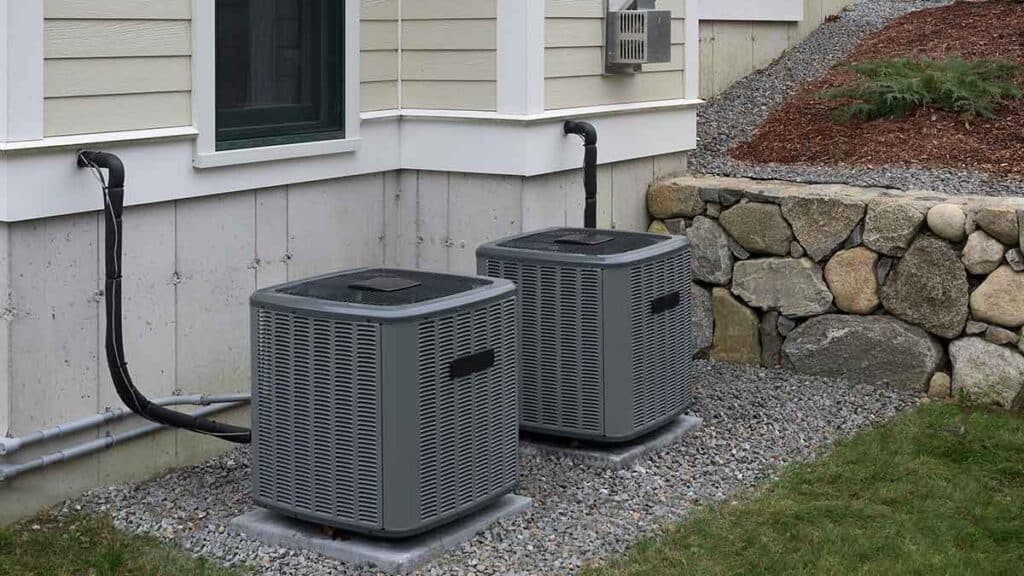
[1,101,698,221]
[497,0,545,114]
[699,0,804,21]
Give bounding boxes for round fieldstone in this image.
[970,265,1024,328]
[691,283,714,352]
[719,203,794,256]
[647,180,705,219]
[950,337,1024,409]
[648,220,669,235]
[863,198,925,257]
[974,206,1019,246]
[985,325,1018,346]
[961,230,1005,276]
[824,247,880,315]
[928,372,951,399]
[780,196,865,261]
[782,315,943,391]
[1006,248,1024,272]
[710,288,761,365]
[687,216,734,285]
[926,204,967,242]
[731,258,833,317]
[880,235,969,339]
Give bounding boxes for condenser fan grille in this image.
[280,268,492,306]
[498,228,665,256]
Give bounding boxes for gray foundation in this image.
[519,414,703,469]
[230,494,532,574]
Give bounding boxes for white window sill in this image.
[193,137,362,169]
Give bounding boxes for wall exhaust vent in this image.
[606,0,672,74]
[250,268,519,538]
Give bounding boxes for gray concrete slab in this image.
[519,414,703,469]
[229,494,531,574]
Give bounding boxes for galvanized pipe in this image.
[0,394,250,456]
[0,402,247,482]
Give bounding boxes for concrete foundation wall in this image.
[699,0,855,98]
[0,151,687,524]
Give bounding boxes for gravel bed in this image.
[72,361,918,576]
[693,0,1024,198]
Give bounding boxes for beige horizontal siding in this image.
[45,92,191,136]
[44,0,191,19]
[400,0,497,111]
[45,20,191,58]
[44,0,193,135]
[545,0,686,110]
[402,81,496,111]
[361,0,399,112]
[45,57,191,97]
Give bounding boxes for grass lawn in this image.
[586,403,1024,576]
[0,512,242,576]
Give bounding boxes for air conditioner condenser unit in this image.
[250,268,519,538]
[477,228,694,443]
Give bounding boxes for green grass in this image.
[585,404,1024,576]
[821,57,1023,121]
[0,512,243,576]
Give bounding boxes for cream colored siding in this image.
[401,0,497,111]
[43,0,191,136]
[361,0,400,111]
[545,0,687,110]
[699,0,856,97]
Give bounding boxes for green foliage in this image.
[0,513,243,576]
[821,57,1023,122]
[586,404,1024,576]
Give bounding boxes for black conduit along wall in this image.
[564,121,598,229]
[77,151,252,444]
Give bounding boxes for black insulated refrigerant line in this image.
[563,120,598,229]
[77,150,251,444]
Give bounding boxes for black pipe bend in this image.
[77,150,251,444]
[563,121,599,229]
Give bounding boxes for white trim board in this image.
[2,0,44,141]
[698,0,804,21]
[0,104,697,222]
[496,0,545,114]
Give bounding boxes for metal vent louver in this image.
[478,228,694,443]
[605,2,672,73]
[251,268,518,538]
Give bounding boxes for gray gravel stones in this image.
[783,314,943,391]
[73,361,918,576]
[690,0,1024,199]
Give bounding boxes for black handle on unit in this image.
[650,291,681,314]
[449,349,496,379]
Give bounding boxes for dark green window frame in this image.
[215,0,345,151]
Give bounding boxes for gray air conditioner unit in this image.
[606,0,672,74]
[477,228,694,443]
[250,268,518,538]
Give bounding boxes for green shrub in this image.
[821,57,1023,122]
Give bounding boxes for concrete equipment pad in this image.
[519,414,703,469]
[230,494,531,574]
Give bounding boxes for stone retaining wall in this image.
[647,175,1024,410]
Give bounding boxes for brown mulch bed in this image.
[732,0,1024,178]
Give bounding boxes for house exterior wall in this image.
[361,0,400,111]
[42,0,193,136]
[0,151,687,524]
[401,0,498,111]
[544,0,687,110]
[698,0,856,97]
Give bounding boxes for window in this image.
[215,0,344,151]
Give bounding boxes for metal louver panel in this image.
[486,260,602,435]
[253,309,382,528]
[628,250,693,430]
[417,298,519,522]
